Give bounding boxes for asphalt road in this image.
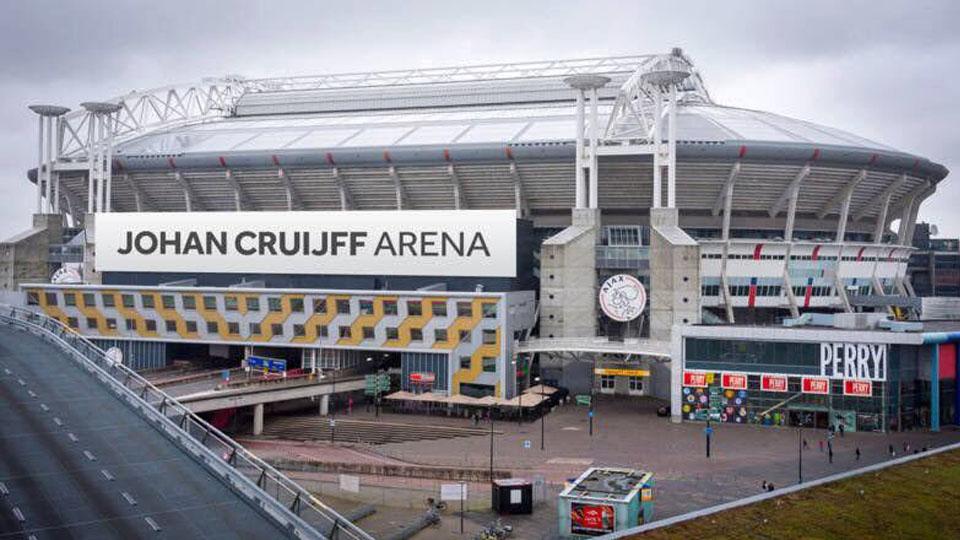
[0,324,290,539]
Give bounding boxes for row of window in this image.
[792,286,834,297]
[598,375,643,391]
[702,254,909,263]
[33,292,497,319]
[64,316,497,343]
[459,356,498,372]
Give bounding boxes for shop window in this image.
[186,320,197,333]
[457,301,473,317]
[83,293,96,307]
[86,317,98,329]
[336,299,351,314]
[316,324,328,338]
[383,299,398,316]
[482,329,497,345]
[121,294,134,308]
[312,298,327,314]
[293,324,305,337]
[225,296,238,311]
[482,357,497,373]
[290,297,304,313]
[482,303,497,319]
[249,323,262,336]
[338,326,352,339]
[102,294,115,308]
[125,318,136,331]
[67,317,78,329]
[359,300,374,315]
[245,297,260,311]
[203,296,218,310]
[386,327,399,340]
[145,319,157,332]
[182,295,196,310]
[228,322,240,335]
[271,323,284,336]
[65,293,77,307]
[362,326,375,339]
[432,303,447,317]
[45,292,58,306]
[410,328,423,341]
[207,321,219,334]
[165,320,177,332]
[600,375,615,390]
[407,300,422,316]
[628,377,643,392]
[460,356,472,370]
[434,329,448,342]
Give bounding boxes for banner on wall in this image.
[721,373,748,390]
[570,503,615,536]
[802,377,830,394]
[95,210,517,277]
[761,374,788,392]
[843,379,873,397]
[683,371,709,387]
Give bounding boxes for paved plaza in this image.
[247,396,960,538]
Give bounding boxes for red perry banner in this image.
[761,374,788,392]
[802,377,830,395]
[683,371,709,387]
[843,380,872,397]
[721,373,748,390]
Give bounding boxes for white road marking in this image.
[11,506,25,522]
[0,481,8,496]
[16,378,25,386]
[3,368,10,375]
[101,469,115,481]
[83,450,97,462]
[53,417,63,426]
[67,432,79,443]
[40,403,49,412]
[27,390,36,398]
[121,492,137,506]
[144,516,161,532]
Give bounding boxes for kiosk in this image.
[558,467,654,537]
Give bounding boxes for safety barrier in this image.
[0,304,375,540]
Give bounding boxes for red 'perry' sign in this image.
[802,377,830,395]
[761,374,788,392]
[843,380,872,397]
[683,371,708,387]
[721,373,748,390]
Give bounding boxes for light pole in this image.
[705,418,712,458]
[330,365,337,444]
[489,404,495,484]
[513,359,523,426]
[537,377,545,451]
[797,425,803,484]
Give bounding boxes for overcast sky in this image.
[2,0,957,239]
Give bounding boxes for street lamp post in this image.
[705,418,712,458]
[513,359,522,426]
[539,380,546,451]
[489,404,495,484]
[797,425,803,484]
[330,366,337,444]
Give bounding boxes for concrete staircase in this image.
[261,416,496,445]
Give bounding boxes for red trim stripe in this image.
[856,247,865,262]
[383,151,392,163]
[218,156,227,168]
[753,243,764,260]
[748,284,757,308]
[324,153,335,166]
[167,157,176,169]
[271,154,282,167]
[810,148,821,161]
[811,245,821,261]
[443,149,451,162]
[505,147,514,160]
[738,145,748,158]
[804,285,813,308]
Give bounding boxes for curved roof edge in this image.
[103,140,947,182]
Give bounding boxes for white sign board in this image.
[440,483,467,501]
[339,474,360,493]
[598,274,646,322]
[95,210,517,278]
[819,343,887,381]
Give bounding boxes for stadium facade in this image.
[3,49,958,431]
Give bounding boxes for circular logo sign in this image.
[50,266,82,284]
[598,274,646,322]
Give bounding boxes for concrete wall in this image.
[0,214,62,291]
[539,208,600,340]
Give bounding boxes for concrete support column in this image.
[252,403,264,436]
[588,87,599,209]
[319,394,330,416]
[652,87,663,208]
[573,90,586,208]
[930,345,939,433]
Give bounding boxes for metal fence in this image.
[0,304,374,540]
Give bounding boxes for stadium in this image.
[3,48,957,433]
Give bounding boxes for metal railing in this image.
[0,304,374,540]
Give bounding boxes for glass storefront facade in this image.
[681,337,938,433]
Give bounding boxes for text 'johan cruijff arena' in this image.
[4,48,949,410]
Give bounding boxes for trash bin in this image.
[492,478,533,515]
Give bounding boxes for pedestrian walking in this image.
[888,444,895,457]
[803,439,809,450]
[818,439,824,453]
[767,483,775,492]
[828,447,834,464]
[761,480,768,491]
[855,447,861,461]
[838,423,845,438]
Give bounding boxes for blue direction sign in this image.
[247,355,287,373]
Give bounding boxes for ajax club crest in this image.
[598,274,647,322]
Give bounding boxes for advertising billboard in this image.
[721,372,748,390]
[95,210,517,277]
[570,503,615,536]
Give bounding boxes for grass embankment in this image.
[636,449,960,540]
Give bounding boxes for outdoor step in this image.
[261,416,494,445]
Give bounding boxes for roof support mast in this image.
[28,105,70,215]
